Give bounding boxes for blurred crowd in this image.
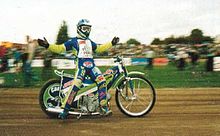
[164,43,220,71]
[0,36,41,86]
[1,38,220,75]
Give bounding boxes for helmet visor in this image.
[81,25,91,33]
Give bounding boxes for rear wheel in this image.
[115,75,156,117]
[39,79,61,118]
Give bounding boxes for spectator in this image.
[206,48,220,72]
[0,46,7,58]
[176,48,188,70]
[42,50,53,81]
[0,46,7,72]
[22,35,38,86]
[0,55,9,72]
[12,48,22,71]
[145,47,155,69]
[189,49,199,69]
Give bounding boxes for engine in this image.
[79,92,111,113]
[79,93,99,113]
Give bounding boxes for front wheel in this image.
[115,75,156,117]
[39,79,61,118]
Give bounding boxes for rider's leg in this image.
[58,68,84,119]
[90,67,112,115]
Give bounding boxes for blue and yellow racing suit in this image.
[48,37,112,110]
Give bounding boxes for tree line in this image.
[56,21,214,45]
[151,29,213,45]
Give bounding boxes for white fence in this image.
[8,58,132,69]
[214,57,220,71]
[7,57,220,70]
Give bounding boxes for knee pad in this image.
[100,99,107,107]
[72,78,82,89]
[98,82,106,90]
[96,75,106,90]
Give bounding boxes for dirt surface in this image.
[0,88,220,136]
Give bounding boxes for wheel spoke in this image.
[117,76,155,117]
[125,100,134,110]
[119,90,127,101]
[136,97,147,107]
[133,80,136,90]
[137,80,141,95]
[126,83,128,96]
[138,95,152,103]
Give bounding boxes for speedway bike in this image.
[39,56,156,119]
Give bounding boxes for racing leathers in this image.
[47,36,113,116]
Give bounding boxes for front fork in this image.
[118,77,136,102]
[120,64,136,100]
[125,77,135,95]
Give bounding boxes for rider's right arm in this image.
[48,44,66,54]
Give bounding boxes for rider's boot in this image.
[99,97,112,116]
[58,106,70,120]
[100,105,112,116]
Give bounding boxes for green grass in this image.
[0,62,220,88]
[144,65,220,88]
[125,63,220,88]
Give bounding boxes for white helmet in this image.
[77,19,92,39]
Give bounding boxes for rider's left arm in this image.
[95,42,113,53]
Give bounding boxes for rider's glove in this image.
[111,37,120,46]
[37,37,49,49]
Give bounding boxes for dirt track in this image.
[0,88,219,136]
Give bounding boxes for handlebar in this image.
[113,56,123,63]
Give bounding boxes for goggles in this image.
[81,25,91,33]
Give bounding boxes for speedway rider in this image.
[38,19,119,119]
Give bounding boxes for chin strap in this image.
[77,31,88,39]
[76,34,85,39]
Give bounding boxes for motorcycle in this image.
[39,56,156,119]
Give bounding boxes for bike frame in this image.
[43,56,154,118]
[55,56,136,102]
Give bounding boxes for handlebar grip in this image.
[113,56,123,63]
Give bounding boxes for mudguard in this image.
[113,71,145,88]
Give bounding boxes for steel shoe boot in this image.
[58,109,69,120]
[100,106,112,116]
